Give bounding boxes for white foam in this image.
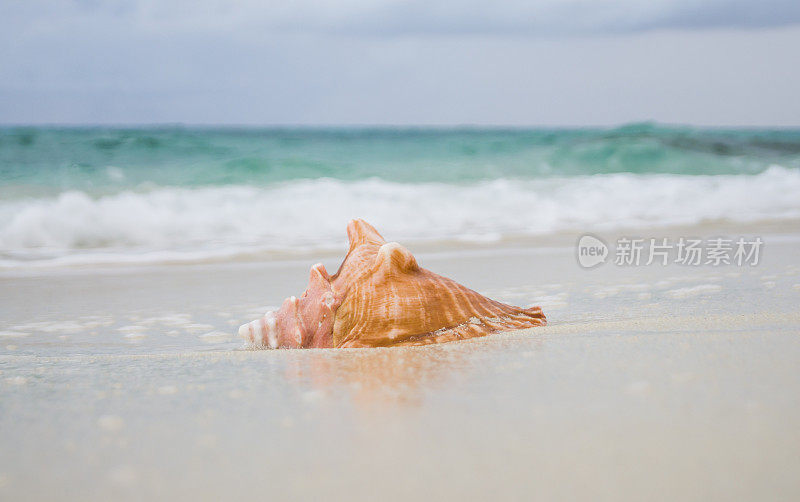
[1,166,799,268]
[0,331,29,338]
[664,284,722,299]
[12,321,85,334]
[117,325,146,333]
[200,331,232,344]
[97,414,125,432]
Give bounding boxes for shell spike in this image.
[308,262,331,285]
[346,219,385,249]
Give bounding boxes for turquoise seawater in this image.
[2,123,800,194]
[1,123,799,266]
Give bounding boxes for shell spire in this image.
[240,219,545,348]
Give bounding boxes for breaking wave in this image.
[1,165,799,268]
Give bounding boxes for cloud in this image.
[1,1,799,125]
[3,0,800,39]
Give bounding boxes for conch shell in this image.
[239,219,545,349]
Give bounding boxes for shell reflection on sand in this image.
[284,345,471,409]
[280,329,548,413]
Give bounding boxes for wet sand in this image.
[1,229,800,500]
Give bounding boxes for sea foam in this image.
[1,166,799,268]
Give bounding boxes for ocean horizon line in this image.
[2,121,800,132]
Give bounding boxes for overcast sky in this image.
[1,0,799,126]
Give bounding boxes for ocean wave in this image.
[1,166,799,268]
[3,125,800,193]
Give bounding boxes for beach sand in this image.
[1,226,799,500]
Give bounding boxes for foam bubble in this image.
[6,376,27,385]
[200,331,232,344]
[97,414,125,432]
[0,331,29,338]
[664,284,723,299]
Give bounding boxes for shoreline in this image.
[2,218,798,277]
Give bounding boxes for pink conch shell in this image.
[239,219,546,349]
